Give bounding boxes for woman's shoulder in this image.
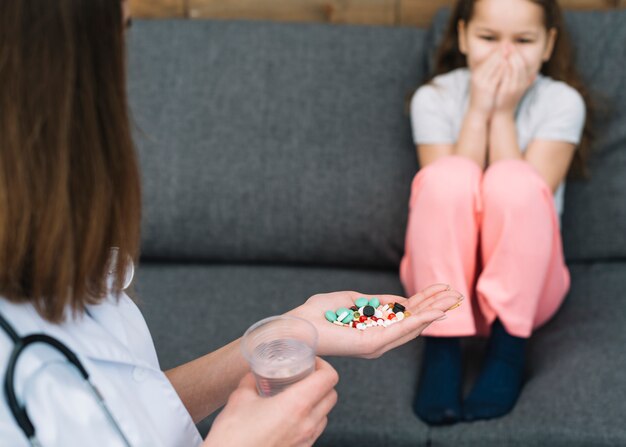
[0,299,48,337]
[0,294,140,351]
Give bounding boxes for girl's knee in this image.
[412,155,482,207]
[482,159,548,209]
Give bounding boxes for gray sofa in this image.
[127,9,626,446]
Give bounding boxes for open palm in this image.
[287,284,463,359]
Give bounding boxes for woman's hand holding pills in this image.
[288,284,463,359]
[204,357,338,447]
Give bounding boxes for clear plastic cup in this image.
[241,315,318,397]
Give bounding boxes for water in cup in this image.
[241,316,318,397]
[253,338,315,396]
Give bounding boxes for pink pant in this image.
[400,156,570,338]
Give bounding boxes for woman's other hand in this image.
[204,357,338,447]
[289,284,463,358]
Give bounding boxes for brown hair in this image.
[0,0,141,322]
[430,0,593,177]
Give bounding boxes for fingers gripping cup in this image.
[241,316,318,397]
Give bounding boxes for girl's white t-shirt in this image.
[410,67,586,216]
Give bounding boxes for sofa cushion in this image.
[128,21,428,268]
[134,263,430,445]
[430,262,626,446]
[425,9,626,262]
[135,261,626,446]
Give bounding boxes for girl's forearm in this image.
[165,338,249,423]
[454,109,490,169]
[488,111,522,164]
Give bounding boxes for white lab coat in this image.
[0,271,203,447]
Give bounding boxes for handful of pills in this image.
[324,297,411,330]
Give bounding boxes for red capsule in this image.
[388,313,396,320]
[359,316,367,323]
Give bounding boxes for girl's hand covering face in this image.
[494,44,537,115]
[468,49,507,118]
[460,0,556,119]
[288,284,463,359]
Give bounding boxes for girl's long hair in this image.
[0,0,141,322]
[431,0,593,177]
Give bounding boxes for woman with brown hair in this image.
[0,1,462,445]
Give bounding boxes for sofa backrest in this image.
[425,9,626,263]
[128,20,427,268]
[128,11,626,267]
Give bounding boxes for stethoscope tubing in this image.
[0,312,132,447]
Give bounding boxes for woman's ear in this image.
[542,28,557,62]
[458,20,468,55]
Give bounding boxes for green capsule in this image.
[335,309,350,324]
[335,307,350,317]
[324,310,337,322]
[341,310,354,324]
[355,297,369,308]
[369,297,380,308]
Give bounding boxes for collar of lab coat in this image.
[0,294,155,370]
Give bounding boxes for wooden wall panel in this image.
[132,0,623,25]
[187,0,396,25]
[399,0,452,27]
[188,0,328,22]
[130,0,185,18]
[325,0,397,25]
[400,0,617,27]
[558,0,616,8]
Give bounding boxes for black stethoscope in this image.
[0,311,132,447]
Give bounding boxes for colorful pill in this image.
[363,305,375,317]
[335,307,349,316]
[355,297,369,307]
[393,303,406,313]
[341,310,354,323]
